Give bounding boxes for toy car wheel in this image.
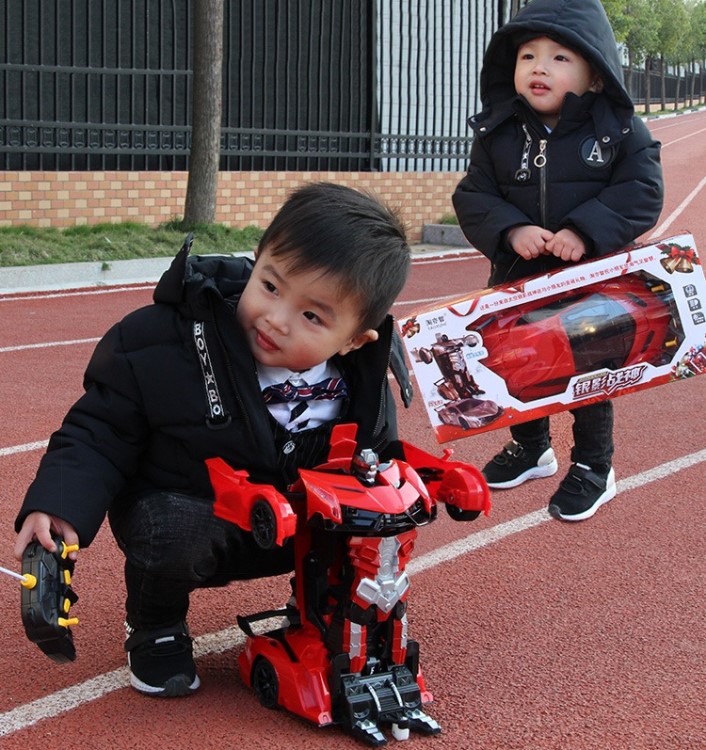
[419,347,433,364]
[458,416,471,430]
[445,504,481,522]
[252,656,279,709]
[250,499,277,550]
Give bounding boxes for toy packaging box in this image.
[400,233,706,443]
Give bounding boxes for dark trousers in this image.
[109,492,294,630]
[510,400,614,474]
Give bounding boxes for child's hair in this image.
[258,182,411,331]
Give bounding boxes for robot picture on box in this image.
[410,332,504,432]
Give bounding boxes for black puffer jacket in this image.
[16,239,411,547]
[453,0,663,285]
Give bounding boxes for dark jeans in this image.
[109,492,295,630]
[510,400,614,474]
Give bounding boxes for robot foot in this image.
[350,709,441,746]
[402,707,441,736]
[350,719,388,747]
[339,667,442,745]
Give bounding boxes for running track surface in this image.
[1,110,705,750]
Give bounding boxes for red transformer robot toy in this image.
[206,423,490,746]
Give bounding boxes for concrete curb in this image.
[0,257,177,294]
[0,250,262,295]
[421,224,470,247]
[0,244,477,295]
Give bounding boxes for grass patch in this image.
[0,221,264,267]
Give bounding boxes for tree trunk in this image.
[183,0,224,226]
[626,49,635,102]
[673,65,681,111]
[660,56,666,111]
[644,57,651,114]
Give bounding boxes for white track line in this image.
[649,174,706,239]
[1,447,704,737]
[0,285,154,302]
[647,119,706,238]
[659,125,706,148]
[0,338,100,354]
[0,441,49,457]
[395,293,470,309]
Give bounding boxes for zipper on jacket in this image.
[518,124,549,228]
[534,138,548,228]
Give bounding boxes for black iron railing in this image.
[0,0,507,172]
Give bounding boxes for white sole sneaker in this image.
[129,669,201,697]
[485,447,558,489]
[548,467,616,522]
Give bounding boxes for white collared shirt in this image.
[256,360,345,432]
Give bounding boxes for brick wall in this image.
[0,170,466,242]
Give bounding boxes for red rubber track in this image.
[1,111,705,749]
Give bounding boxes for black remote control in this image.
[21,536,79,663]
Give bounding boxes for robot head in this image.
[352,449,380,485]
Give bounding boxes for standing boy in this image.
[453,0,663,521]
[15,182,413,697]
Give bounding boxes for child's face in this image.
[514,36,600,127]
[236,244,378,371]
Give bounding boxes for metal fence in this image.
[0,0,506,172]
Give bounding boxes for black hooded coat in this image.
[15,240,411,547]
[453,0,664,285]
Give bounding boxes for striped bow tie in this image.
[261,376,348,404]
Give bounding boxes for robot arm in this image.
[399,440,491,520]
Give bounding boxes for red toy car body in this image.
[207,424,490,746]
[476,272,683,402]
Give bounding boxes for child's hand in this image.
[545,228,586,262]
[14,512,79,562]
[507,225,554,260]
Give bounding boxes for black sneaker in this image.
[548,464,616,522]
[125,622,200,697]
[482,440,558,489]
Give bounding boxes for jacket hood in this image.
[153,234,254,319]
[479,0,632,122]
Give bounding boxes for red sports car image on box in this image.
[474,270,684,403]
